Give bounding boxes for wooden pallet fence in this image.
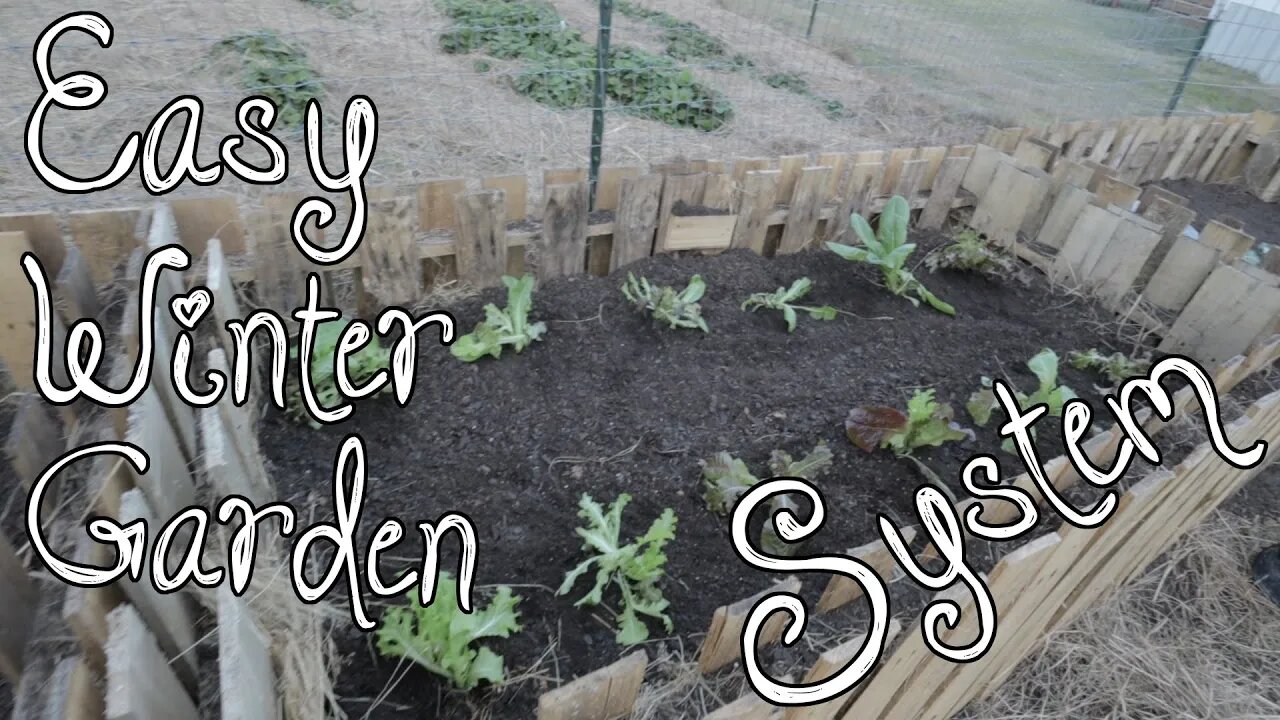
[536,650,647,720]
[698,577,802,674]
[839,390,1280,720]
[218,587,280,720]
[782,619,904,720]
[960,135,1280,364]
[816,528,915,614]
[106,604,199,720]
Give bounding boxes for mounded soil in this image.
[258,229,1131,719]
[1156,179,1280,249]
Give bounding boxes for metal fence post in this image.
[589,0,614,211]
[1165,16,1216,117]
[806,0,820,39]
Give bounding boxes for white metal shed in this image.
[1203,0,1280,83]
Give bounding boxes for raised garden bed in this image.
[261,234,1126,719]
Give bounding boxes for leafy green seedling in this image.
[375,573,522,691]
[559,494,677,646]
[702,444,833,555]
[924,229,1018,280]
[452,274,548,362]
[286,319,390,427]
[741,278,838,332]
[622,273,709,332]
[826,195,955,316]
[967,349,1077,453]
[1068,349,1150,386]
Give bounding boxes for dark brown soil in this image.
[1155,179,1280,251]
[259,232,1133,719]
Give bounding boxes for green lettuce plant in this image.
[826,195,955,316]
[702,444,833,556]
[968,349,1077,453]
[286,319,390,427]
[622,273,709,332]
[451,274,547,362]
[558,494,677,646]
[741,278,838,332]
[374,573,522,691]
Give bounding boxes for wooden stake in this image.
[610,174,663,271]
[540,181,590,280]
[454,190,508,287]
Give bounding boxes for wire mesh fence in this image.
[3,0,1280,213]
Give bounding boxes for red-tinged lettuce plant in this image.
[825,195,955,316]
[741,277,838,332]
[374,572,522,691]
[702,444,833,556]
[847,389,971,482]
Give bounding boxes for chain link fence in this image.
[2,0,1279,212]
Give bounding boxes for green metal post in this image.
[589,0,614,211]
[806,0,820,39]
[1165,17,1215,118]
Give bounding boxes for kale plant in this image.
[826,195,955,316]
[1068,349,1150,386]
[741,278,837,332]
[558,494,677,646]
[622,273,709,332]
[451,274,548,362]
[924,229,1018,280]
[375,573,522,691]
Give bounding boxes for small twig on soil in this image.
[547,437,642,470]
[550,302,606,327]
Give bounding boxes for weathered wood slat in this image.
[537,650,646,720]
[778,166,832,254]
[919,156,970,230]
[358,197,422,307]
[1160,264,1280,364]
[219,587,278,720]
[610,174,663,271]
[454,190,508,288]
[540,181,590,279]
[105,605,198,720]
[1144,236,1220,312]
[733,170,781,254]
[698,577,801,673]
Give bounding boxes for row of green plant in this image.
[438,0,733,131]
[213,32,325,129]
[615,0,847,120]
[375,491,676,689]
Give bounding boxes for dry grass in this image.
[963,510,1280,720]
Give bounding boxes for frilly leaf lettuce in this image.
[375,573,522,691]
[451,274,548,362]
